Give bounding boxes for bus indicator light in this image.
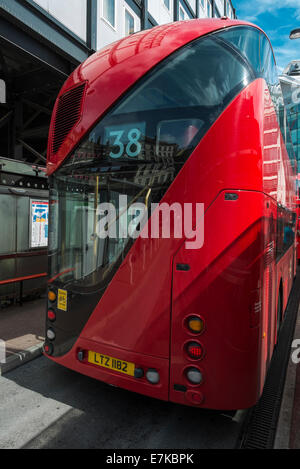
[48,290,56,302]
[43,343,53,356]
[187,342,203,360]
[47,310,56,322]
[185,390,204,405]
[187,317,204,334]
[47,329,56,341]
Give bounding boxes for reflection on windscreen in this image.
[49,28,253,292]
[113,37,249,112]
[67,184,137,281]
[49,166,169,291]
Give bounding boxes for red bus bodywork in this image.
[296,174,300,260]
[45,19,296,409]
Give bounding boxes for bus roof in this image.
[47,19,267,175]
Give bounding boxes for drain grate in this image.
[239,271,300,449]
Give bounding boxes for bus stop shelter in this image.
[0,1,95,302]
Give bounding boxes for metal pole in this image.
[196,0,200,18]
[87,0,97,52]
[174,0,179,21]
[17,139,47,163]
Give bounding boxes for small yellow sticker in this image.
[57,289,67,311]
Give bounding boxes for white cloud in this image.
[237,0,300,70]
[238,0,300,22]
[273,36,300,70]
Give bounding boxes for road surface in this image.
[0,356,246,449]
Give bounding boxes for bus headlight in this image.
[146,369,160,385]
[186,367,203,385]
[47,329,56,341]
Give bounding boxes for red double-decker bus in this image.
[44,19,297,410]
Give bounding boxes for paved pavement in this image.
[0,356,245,449]
[275,304,300,449]
[0,298,45,359]
[290,363,300,448]
[289,309,300,450]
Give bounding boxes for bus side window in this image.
[276,207,284,261]
[277,207,296,261]
[260,32,297,170]
[219,26,261,77]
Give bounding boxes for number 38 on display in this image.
[107,126,143,159]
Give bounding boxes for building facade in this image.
[280,61,300,176]
[31,0,237,51]
[96,0,236,49]
[0,0,236,165]
[0,0,236,300]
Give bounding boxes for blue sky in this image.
[236,0,300,72]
